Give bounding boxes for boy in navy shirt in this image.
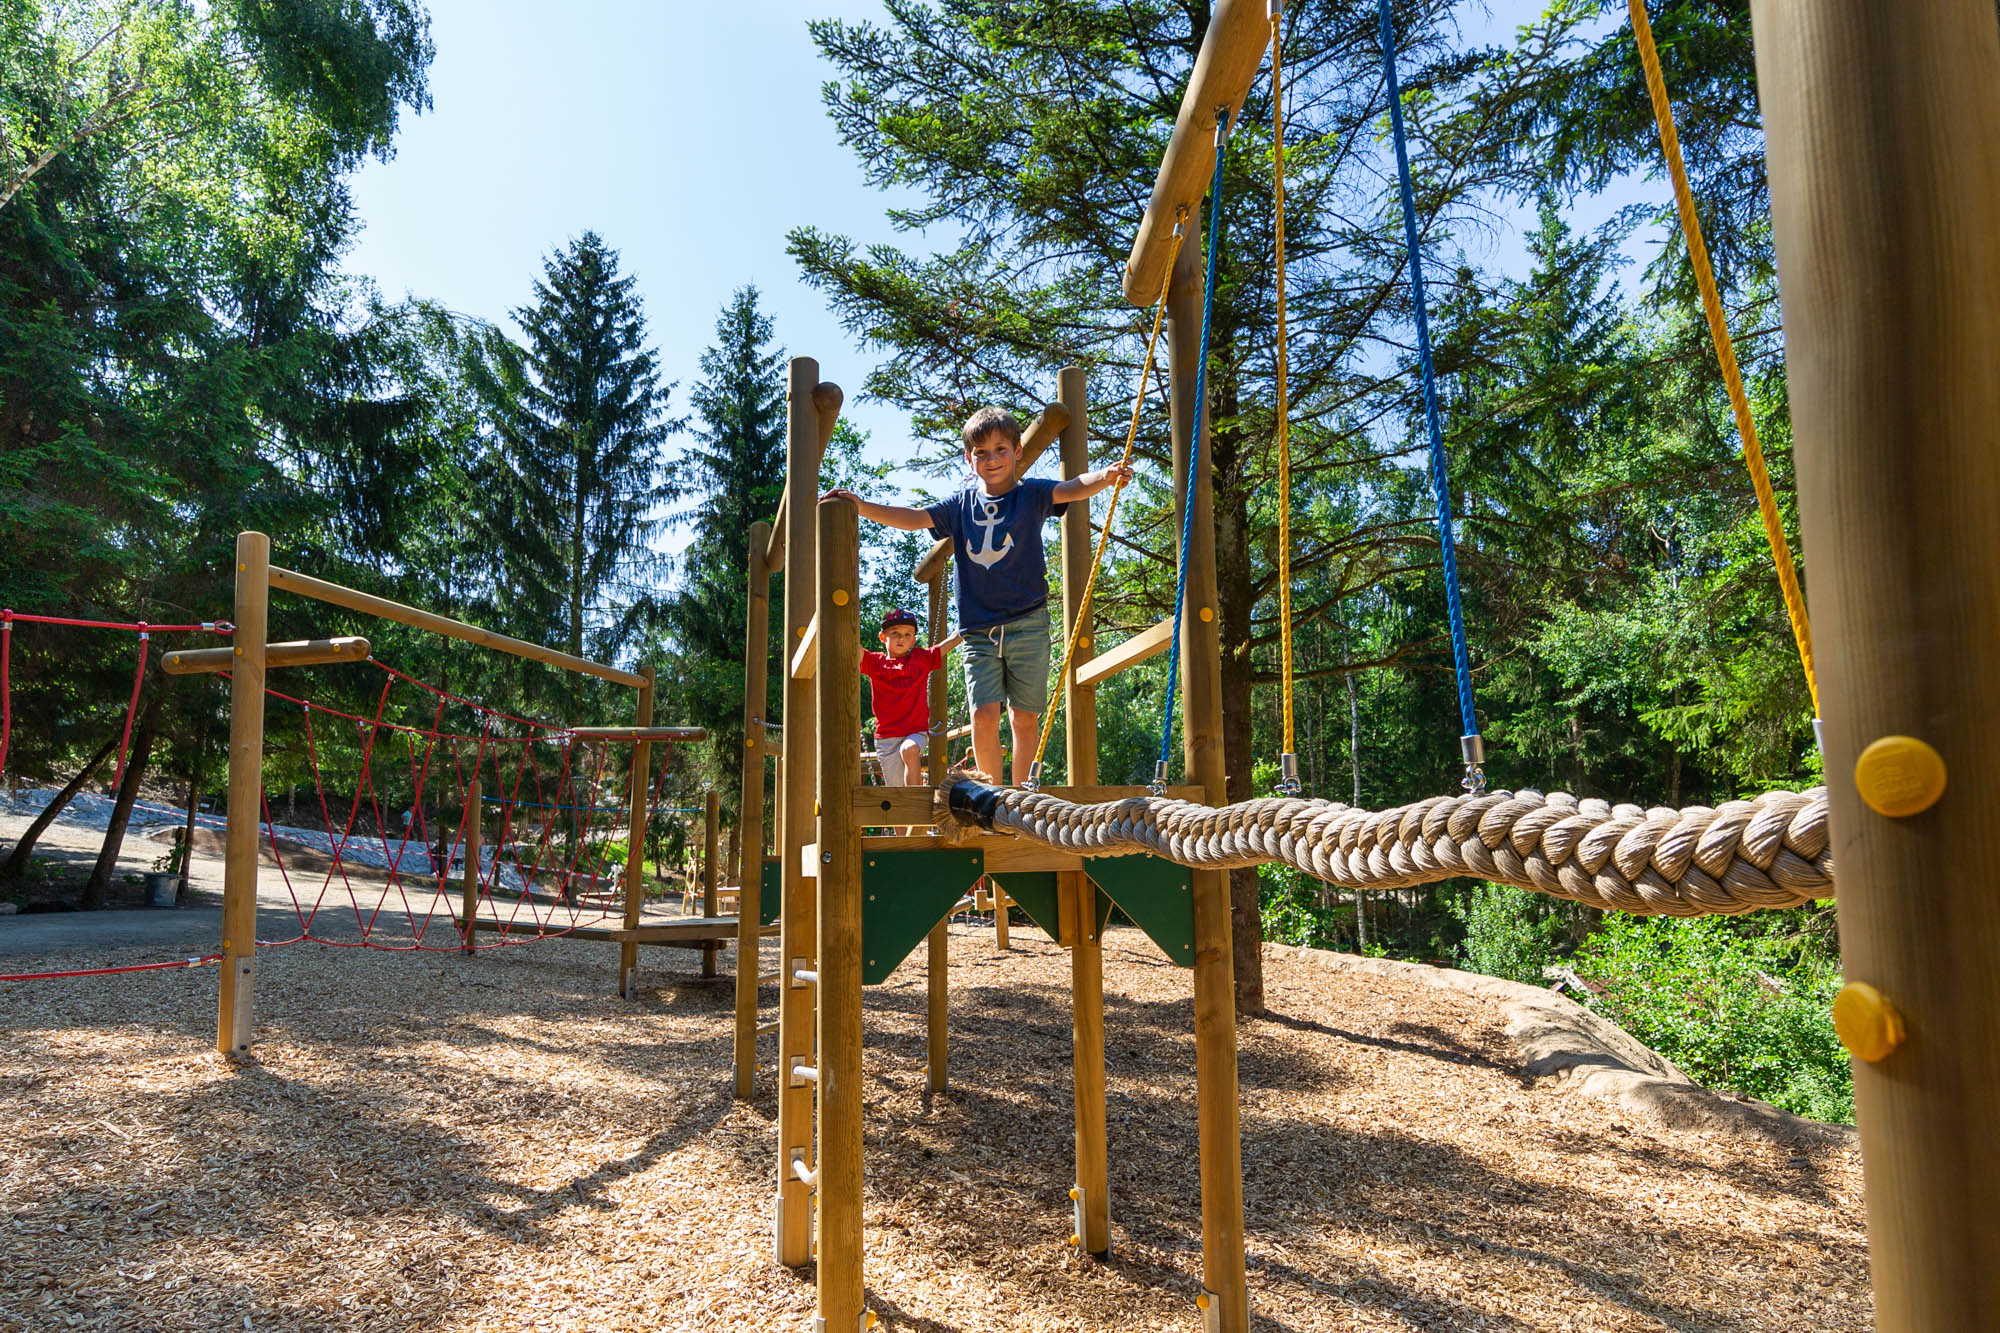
[824,407,1131,784]
[860,608,961,786]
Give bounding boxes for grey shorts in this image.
[962,609,1052,714]
[873,732,927,760]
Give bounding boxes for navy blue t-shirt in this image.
[925,478,1069,630]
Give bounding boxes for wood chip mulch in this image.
[0,921,1870,1331]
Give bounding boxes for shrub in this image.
[1570,913,1853,1123]
[1450,882,1562,985]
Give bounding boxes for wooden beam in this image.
[479,917,770,944]
[702,788,720,978]
[789,612,818,681]
[617,667,656,999]
[924,564,951,1094]
[766,380,844,573]
[908,401,1073,578]
[1060,361,1111,1258]
[460,769,481,955]
[1123,0,1270,307]
[1169,214,1248,1332]
[1754,3,2000,1327]
[568,725,708,743]
[162,636,369,675]
[217,532,268,1056]
[735,520,772,1099]
[268,565,643,687]
[849,782,1204,827]
[816,494,866,1330]
[1073,616,1175,689]
[775,357,820,1268]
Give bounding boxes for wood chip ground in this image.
[1,909,1870,1331]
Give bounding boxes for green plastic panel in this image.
[1086,855,1195,967]
[759,858,782,926]
[860,848,985,985]
[990,872,1061,943]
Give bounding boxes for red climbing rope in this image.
[1,955,222,982]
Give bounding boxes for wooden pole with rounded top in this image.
[924,565,951,1094]
[1058,363,1111,1257]
[1753,2,2000,1325]
[774,358,822,1267]
[1169,217,1249,1331]
[617,666,656,999]
[734,520,773,1098]
[815,494,866,1330]
[217,531,269,1055]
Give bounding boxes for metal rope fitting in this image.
[1275,752,1301,796]
[1021,760,1043,793]
[1148,759,1170,797]
[1459,733,1486,795]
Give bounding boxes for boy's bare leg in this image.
[898,738,924,786]
[971,702,1006,782]
[1008,708,1041,787]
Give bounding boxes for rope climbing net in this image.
[0,609,686,979]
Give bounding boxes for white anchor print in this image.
[966,497,1014,568]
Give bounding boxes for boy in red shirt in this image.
[860,609,961,786]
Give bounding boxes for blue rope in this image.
[1376,0,1479,747]
[1159,116,1230,778]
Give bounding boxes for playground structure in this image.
[713,3,2000,1332]
[202,532,747,1055]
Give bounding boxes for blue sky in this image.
[346,2,1664,536]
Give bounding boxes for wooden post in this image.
[1058,364,1111,1257]
[702,787,720,979]
[993,881,1010,950]
[924,566,950,1094]
[1754,4,2000,1326]
[217,531,269,1056]
[1170,222,1249,1331]
[617,666,656,1000]
[735,520,772,1098]
[815,494,866,1331]
[460,769,481,953]
[775,357,821,1268]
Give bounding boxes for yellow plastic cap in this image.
[1854,735,1946,817]
[1196,1292,1211,1311]
[1068,1187,1079,1200]
[1069,1233,1080,1246]
[1833,981,1905,1063]
[833,589,850,606]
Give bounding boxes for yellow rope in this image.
[1029,214,1190,782]
[1628,0,1819,718]
[1271,4,1296,760]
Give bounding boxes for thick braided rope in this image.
[946,783,1832,918]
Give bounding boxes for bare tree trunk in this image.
[2,731,121,879]
[176,737,204,906]
[1213,414,1264,1017]
[83,697,160,907]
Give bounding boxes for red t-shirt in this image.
[859,645,943,740]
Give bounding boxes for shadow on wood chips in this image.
[0,920,1870,1331]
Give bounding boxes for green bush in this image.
[1450,882,1562,985]
[1571,913,1853,1124]
[1258,863,1351,949]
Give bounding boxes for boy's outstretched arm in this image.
[1052,462,1136,504]
[933,631,964,654]
[821,487,934,531]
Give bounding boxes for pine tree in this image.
[471,232,675,668]
[661,287,788,800]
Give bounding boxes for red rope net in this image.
[0,610,680,978]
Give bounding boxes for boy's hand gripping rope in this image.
[1021,213,1190,792]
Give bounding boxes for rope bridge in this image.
[943,779,1831,917]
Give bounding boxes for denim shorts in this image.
[961,608,1052,714]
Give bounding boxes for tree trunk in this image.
[2,731,121,879]
[83,696,160,908]
[176,739,204,906]
[1212,409,1263,1016]
[1347,663,1368,953]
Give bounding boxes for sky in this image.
[346,2,1666,538]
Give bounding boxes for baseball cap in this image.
[881,608,919,631]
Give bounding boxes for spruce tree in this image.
[472,232,674,667]
[661,286,788,800]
